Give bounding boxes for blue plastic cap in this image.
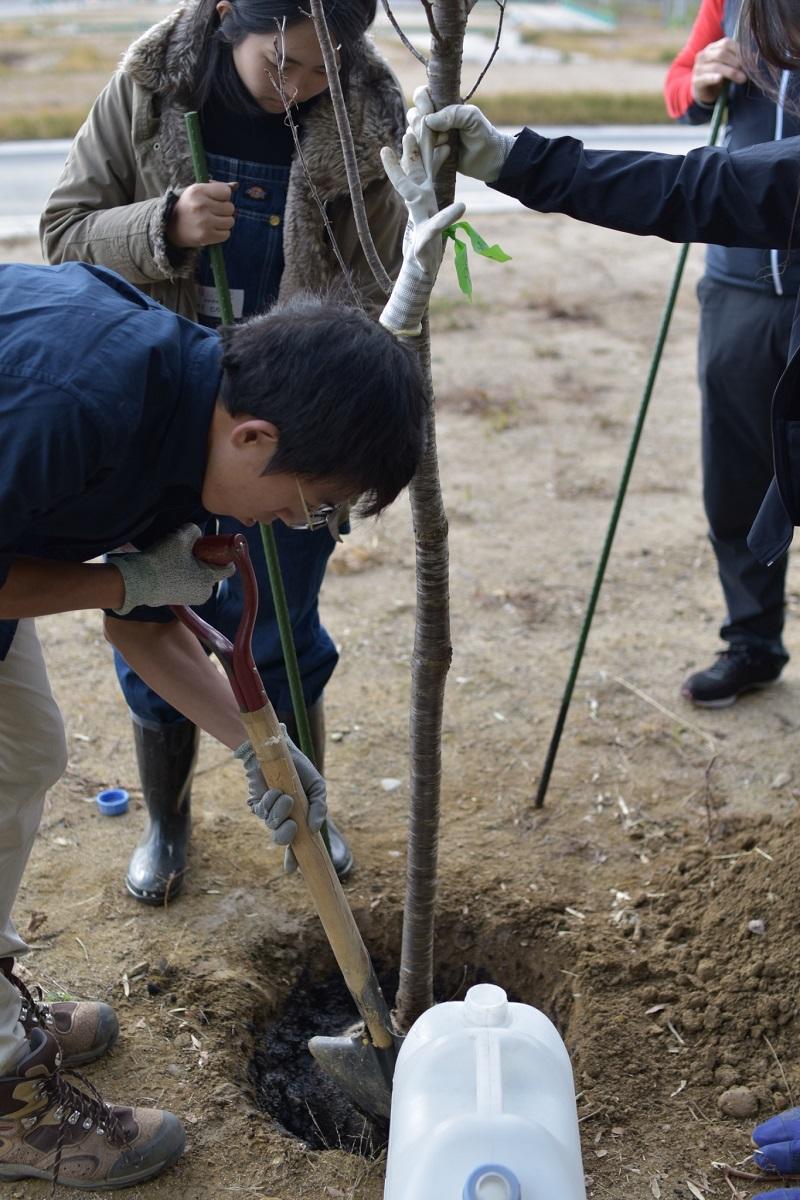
[463,1164,522,1200]
[95,788,129,817]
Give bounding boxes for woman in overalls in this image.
[41,0,405,903]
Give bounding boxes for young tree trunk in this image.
[394,0,467,1033]
[307,0,473,1032]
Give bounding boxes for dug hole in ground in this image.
[4,215,799,1200]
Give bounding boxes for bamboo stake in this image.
[184,110,317,772]
[533,87,730,809]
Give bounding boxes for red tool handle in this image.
[169,533,265,712]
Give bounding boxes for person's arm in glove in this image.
[108,522,234,615]
[235,733,327,873]
[751,1106,800,1194]
[0,522,233,620]
[379,117,467,337]
[408,86,517,184]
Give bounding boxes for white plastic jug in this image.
[383,982,586,1200]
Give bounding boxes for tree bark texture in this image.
[394,0,466,1032]
[303,0,469,1032]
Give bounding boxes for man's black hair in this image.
[219,295,427,516]
[192,0,376,115]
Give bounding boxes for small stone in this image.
[665,922,693,943]
[165,1064,183,1078]
[748,919,766,936]
[696,958,716,982]
[771,770,792,789]
[380,778,401,792]
[717,1086,759,1118]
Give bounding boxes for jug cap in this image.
[463,1164,521,1200]
[464,983,509,1027]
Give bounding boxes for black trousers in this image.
[698,276,796,657]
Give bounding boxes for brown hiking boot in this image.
[1,958,118,1068]
[0,1027,185,1189]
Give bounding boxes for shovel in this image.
[171,532,400,1120]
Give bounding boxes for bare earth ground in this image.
[4,211,800,1200]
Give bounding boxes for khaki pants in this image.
[0,620,68,1072]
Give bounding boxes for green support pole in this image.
[184,111,315,764]
[184,111,330,850]
[183,119,334,853]
[534,89,730,809]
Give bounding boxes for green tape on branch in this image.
[448,220,512,262]
[444,219,511,300]
[451,234,472,298]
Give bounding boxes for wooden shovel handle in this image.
[241,704,395,1051]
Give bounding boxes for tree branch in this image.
[381,0,429,66]
[307,0,393,295]
[421,0,444,45]
[464,0,506,102]
[266,27,364,310]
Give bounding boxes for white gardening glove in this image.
[109,523,234,615]
[379,120,466,337]
[235,730,327,874]
[409,86,516,184]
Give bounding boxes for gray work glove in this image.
[379,120,466,338]
[109,523,234,615]
[410,86,516,184]
[235,730,327,873]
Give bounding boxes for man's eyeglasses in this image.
[288,476,342,533]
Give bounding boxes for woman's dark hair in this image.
[218,295,427,516]
[193,0,376,114]
[742,0,800,74]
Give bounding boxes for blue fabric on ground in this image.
[754,1108,800,1147]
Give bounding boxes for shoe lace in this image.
[3,965,52,1037]
[42,1067,124,1194]
[1,962,127,1190]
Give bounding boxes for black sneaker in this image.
[681,648,786,708]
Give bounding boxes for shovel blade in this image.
[308,1029,401,1122]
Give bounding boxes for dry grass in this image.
[518,27,684,66]
[474,89,671,125]
[0,106,91,140]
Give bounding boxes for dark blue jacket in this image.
[0,261,221,657]
[492,129,800,563]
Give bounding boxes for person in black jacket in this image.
[412,93,800,583]
[664,0,800,708]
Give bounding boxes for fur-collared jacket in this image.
[40,1,405,317]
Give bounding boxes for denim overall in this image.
[115,153,339,723]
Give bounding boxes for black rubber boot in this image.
[279,696,354,881]
[125,719,199,906]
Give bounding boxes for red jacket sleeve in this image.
[664,0,725,119]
